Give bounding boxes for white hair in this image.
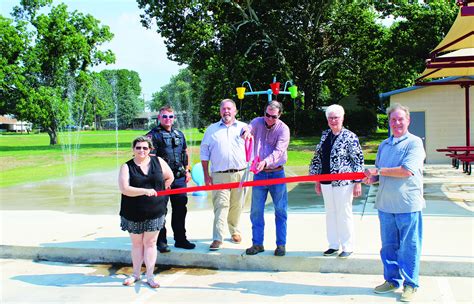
[325,104,345,118]
[386,103,410,119]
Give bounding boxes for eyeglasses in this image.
[161,114,174,119]
[135,146,149,151]
[327,116,341,121]
[265,112,279,119]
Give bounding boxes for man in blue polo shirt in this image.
[364,103,425,302]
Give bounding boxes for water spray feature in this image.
[236,77,298,102]
[110,76,120,170]
[57,76,88,196]
[236,77,299,130]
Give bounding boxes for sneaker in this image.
[209,240,222,251]
[175,240,196,250]
[374,281,398,294]
[337,251,352,259]
[157,242,170,253]
[323,248,339,256]
[231,234,242,244]
[274,245,286,256]
[400,285,417,302]
[245,244,264,255]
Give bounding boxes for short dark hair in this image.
[266,100,283,114]
[132,136,153,149]
[159,105,174,114]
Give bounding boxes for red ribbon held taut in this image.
[156,172,365,197]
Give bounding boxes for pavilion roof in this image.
[430,5,474,56]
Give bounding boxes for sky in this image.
[0,0,184,100]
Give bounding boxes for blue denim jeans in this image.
[378,210,423,288]
[250,170,288,246]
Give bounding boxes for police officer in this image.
[146,105,195,252]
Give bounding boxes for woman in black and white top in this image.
[309,104,364,259]
[119,136,174,288]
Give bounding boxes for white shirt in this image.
[200,119,247,173]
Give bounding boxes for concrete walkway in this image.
[1,165,473,277]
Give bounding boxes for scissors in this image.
[239,137,253,189]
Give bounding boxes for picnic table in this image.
[436,146,473,175]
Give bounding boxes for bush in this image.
[344,110,378,136]
[377,114,388,130]
[281,109,326,136]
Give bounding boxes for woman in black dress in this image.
[119,136,174,288]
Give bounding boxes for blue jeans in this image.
[250,170,288,246]
[378,210,423,288]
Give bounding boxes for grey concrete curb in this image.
[1,245,472,277]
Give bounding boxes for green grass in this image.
[0,129,386,187]
[0,129,203,187]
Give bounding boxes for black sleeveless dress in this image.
[120,156,168,233]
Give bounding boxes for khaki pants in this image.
[211,170,245,242]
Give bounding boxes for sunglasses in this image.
[265,112,279,119]
[135,146,150,151]
[161,114,174,119]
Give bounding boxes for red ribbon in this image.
[156,172,365,197]
[244,137,252,162]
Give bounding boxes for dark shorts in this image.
[120,215,165,234]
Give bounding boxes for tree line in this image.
[139,0,457,134]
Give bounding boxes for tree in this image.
[69,71,115,130]
[100,69,144,129]
[375,2,458,93]
[138,0,340,126]
[0,15,29,115]
[1,0,115,144]
[150,68,201,128]
[87,72,114,130]
[138,0,457,131]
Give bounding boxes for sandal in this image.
[146,276,160,288]
[122,275,140,286]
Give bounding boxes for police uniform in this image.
[146,125,194,249]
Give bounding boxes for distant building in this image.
[132,111,160,129]
[99,111,190,130]
[380,76,474,164]
[0,115,32,133]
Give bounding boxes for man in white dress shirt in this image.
[200,99,247,251]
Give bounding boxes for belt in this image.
[215,168,245,173]
[263,166,283,173]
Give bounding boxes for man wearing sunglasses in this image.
[146,105,195,253]
[241,100,290,257]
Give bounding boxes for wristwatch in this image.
[376,168,381,176]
